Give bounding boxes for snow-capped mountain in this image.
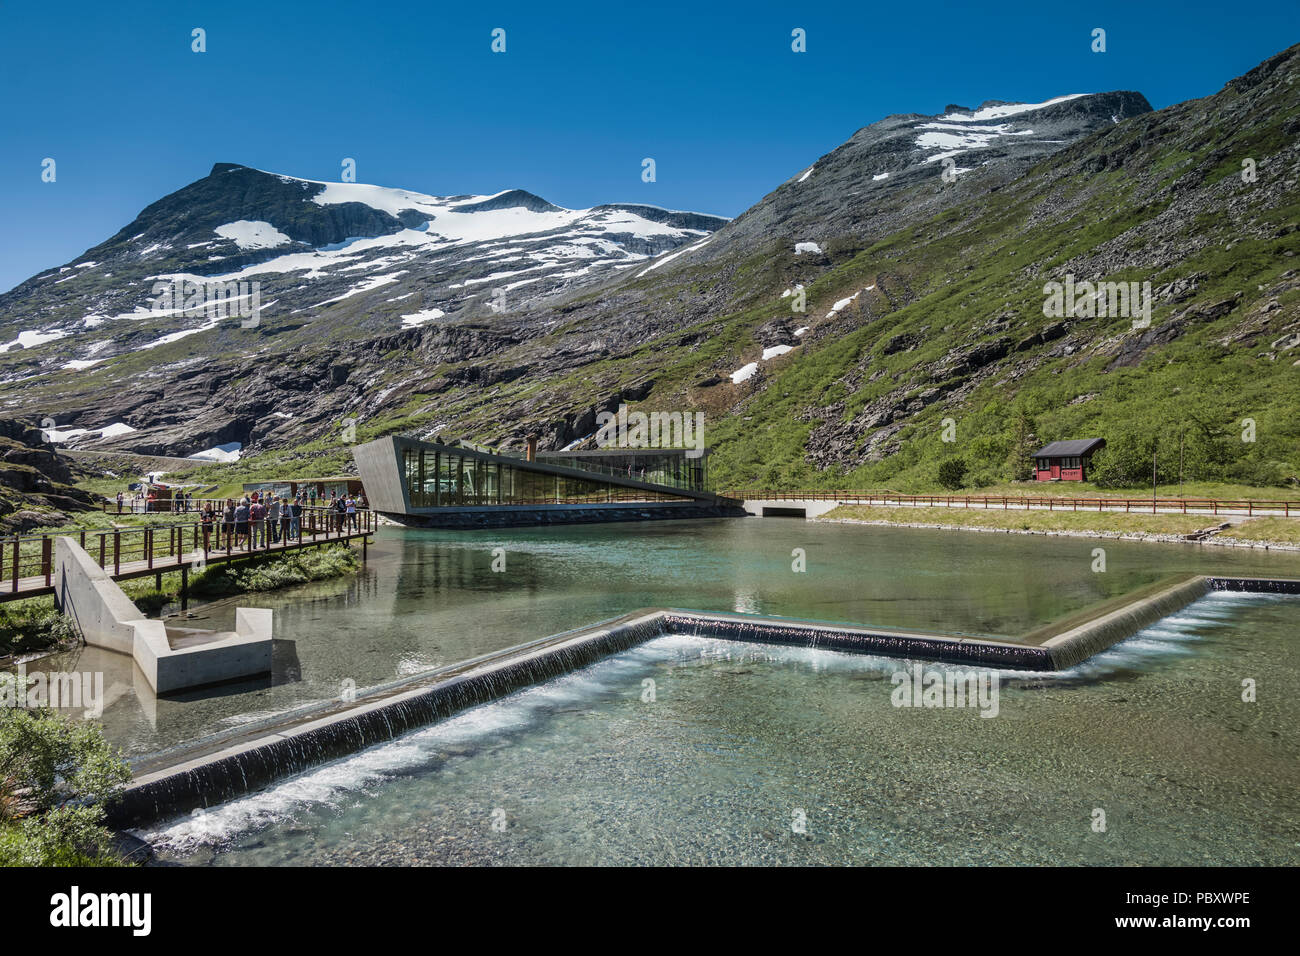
[0,163,728,376]
[0,85,1164,463]
[684,90,1153,267]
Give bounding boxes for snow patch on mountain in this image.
[0,329,69,352]
[188,442,242,463]
[636,237,712,277]
[214,220,292,250]
[937,94,1089,123]
[401,308,446,328]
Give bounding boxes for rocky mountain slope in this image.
[0,168,726,455]
[3,44,1298,491]
[0,420,96,531]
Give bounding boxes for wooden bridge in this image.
[1,506,375,608]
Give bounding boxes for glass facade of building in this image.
[535,450,707,492]
[400,446,693,509]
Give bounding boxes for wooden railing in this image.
[722,490,1298,517]
[1,506,373,595]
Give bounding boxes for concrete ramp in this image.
[54,537,272,695]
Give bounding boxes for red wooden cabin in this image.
[1032,438,1105,482]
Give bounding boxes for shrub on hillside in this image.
[937,458,968,491]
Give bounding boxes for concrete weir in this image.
[107,575,1297,828]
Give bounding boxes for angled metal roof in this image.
[1033,438,1106,458]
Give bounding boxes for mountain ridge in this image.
[2,48,1296,492]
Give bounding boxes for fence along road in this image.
[725,490,1299,518]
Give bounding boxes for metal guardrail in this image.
[723,490,1298,517]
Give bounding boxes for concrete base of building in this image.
[380,501,748,529]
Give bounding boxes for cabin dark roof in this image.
[1033,438,1106,458]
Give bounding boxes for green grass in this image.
[0,598,78,658]
[1219,518,1300,545]
[190,544,360,596]
[821,504,1221,536]
[866,481,1300,501]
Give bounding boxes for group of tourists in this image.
[197,490,367,550]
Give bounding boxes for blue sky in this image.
[1,0,1296,292]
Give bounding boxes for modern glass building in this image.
[354,435,740,528]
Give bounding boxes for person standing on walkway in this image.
[201,503,215,552]
[267,496,281,544]
[289,496,302,539]
[223,498,236,549]
[250,497,266,548]
[234,498,250,549]
[345,495,358,532]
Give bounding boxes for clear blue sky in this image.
[1,0,1296,292]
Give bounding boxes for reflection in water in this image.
[19,518,1300,760]
[143,592,1299,867]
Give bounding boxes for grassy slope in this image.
[695,79,1300,490]
[822,503,1300,544]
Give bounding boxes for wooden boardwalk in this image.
[2,509,374,606]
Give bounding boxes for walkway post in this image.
[180,565,188,613]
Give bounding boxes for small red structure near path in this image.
[1033,438,1106,481]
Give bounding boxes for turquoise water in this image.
[36,519,1300,757]
[144,592,1299,866]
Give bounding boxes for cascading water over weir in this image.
[107,574,1300,828]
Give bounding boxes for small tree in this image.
[1004,407,1038,481]
[937,457,968,491]
[0,706,132,866]
[1090,428,1158,489]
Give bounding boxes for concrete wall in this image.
[147,609,273,695]
[54,536,145,655]
[741,498,842,518]
[54,537,273,695]
[353,436,409,514]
